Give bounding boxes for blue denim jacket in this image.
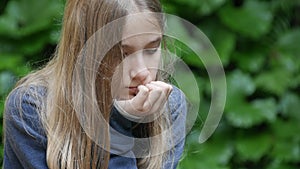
[3,86,186,169]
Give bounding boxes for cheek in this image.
[147,53,161,79]
[146,51,161,67]
[121,59,131,78]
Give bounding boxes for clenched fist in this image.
[114,81,172,122]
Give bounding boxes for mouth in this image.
[128,86,138,96]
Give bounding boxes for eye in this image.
[144,48,158,55]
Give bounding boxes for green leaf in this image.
[271,52,300,75]
[49,27,61,44]
[0,54,23,70]
[166,12,222,69]
[0,0,62,37]
[195,0,226,16]
[182,130,233,169]
[232,51,265,73]
[200,20,236,66]
[271,139,300,163]
[165,16,204,68]
[0,38,18,53]
[171,39,203,68]
[255,69,292,95]
[218,1,273,39]
[226,98,277,128]
[270,0,300,12]
[174,0,226,16]
[0,144,4,164]
[0,14,17,37]
[267,160,296,169]
[226,101,261,128]
[161,2,177,14]
[0,54,31,76]
[178,157,230,169]
[170,64,202,108]
[236,132,272,161]
[276,29,300,56]
[19,33,51,55]
[279,93,300,120]
[0,71,16,96]
[226,70,255,100]
[271,119,300,141]
[0,101,3,115]
[252,98,277,123]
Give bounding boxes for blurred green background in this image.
[1,0,300,168]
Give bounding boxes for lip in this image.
[128,86,138,95]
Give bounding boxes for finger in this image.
[147,82,171,114]
[149,81,173,97]
[115,85,149,116]
[150,81,172,94]
[131,85,149,111]
[149,83,168,108]
[151,91,168,112]
[143,83,162,113]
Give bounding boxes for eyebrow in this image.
[121,37,162,49]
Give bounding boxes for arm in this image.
[163,86,187,169]
[109,84,187,169]
[3,87,48,169]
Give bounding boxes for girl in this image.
[3,0,187,168]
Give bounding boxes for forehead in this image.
[122,13,162,44]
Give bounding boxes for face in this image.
[112,14,162,100]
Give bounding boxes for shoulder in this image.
[4,85,47,138]
[6,85,46,104]
[4,85,48,168]
[166,85,187,141]
[5,85,46,116]
[162,86,187,169]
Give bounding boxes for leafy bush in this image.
[164,0,300,169]
[0,0,64,165]
[1,0,300,168]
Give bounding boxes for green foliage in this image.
[0,0,64,166]
[1,0,300,168]
[218,0,273,39]
[162,0,300,168]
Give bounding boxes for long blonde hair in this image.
[10,0,172,168]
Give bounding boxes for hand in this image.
[115,81,173,119]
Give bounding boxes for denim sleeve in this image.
[3,87,48,169]
[3,86,137,169]
[163,86,187,169]
[3,86,186,169]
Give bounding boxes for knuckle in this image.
[168,84,173,91]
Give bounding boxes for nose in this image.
[130,54,151,84]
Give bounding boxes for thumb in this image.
[115,85,150,116]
